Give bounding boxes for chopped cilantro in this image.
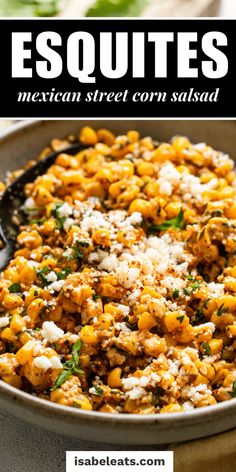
[198,227,206,240]
[8,283,21,293]
[172,289,180,299]
[63,252,74,261]
[31,217,46,225]
[37,266,50,286]
[216,304,229,317]
[148,208,185,233]
[92,385,104,396]
[92,294,101,302]
[51,203,66,231]
[72,241,89,264]
[190,281,200,291]
[185,274,194,281]
[211,210,223,217]
[202,298,210,309]
[57,268,72,280]
[177,315,185,324]
[202,342,211,356]
[183,288,190,296]
[230,381,236,398]
[195,308,206,324]
[77,240,90,248]
[51,340,83,391]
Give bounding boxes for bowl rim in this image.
[0,118,236,427]
[1,378,236,425]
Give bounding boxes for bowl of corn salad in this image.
[0,120,236,443]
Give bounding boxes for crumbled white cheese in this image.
[45,271,57,283]
[0,317,9,328]
[182,383,212,403]
[81,211,110,232]
[114,322,130,332]
[50,355,63,369]
[127,387,147,400]
[197,322,215,334]
[182,401,194,411]
[159,162,181,185]
[124,212,143,226]
[161,276,185,290]
[23,197,36,211]
[117,304,130,316]
[98,254,118,272]
[33,355,62,370]
[33,342,42,356]
[41,321,64,343]
[57,202,73,217]
[158,180,173,196]
[168,359,180,376]
[33,356,52,370]
[88,252,100,263]
[115,264,140,289]
[179,173,218,202]
[47,280,65,294]
[122,376,140,390]
[63,217,75,230]
[89,386,101,395]
[207,282,225,298]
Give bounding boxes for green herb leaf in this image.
[51,203,67,231]
[92,385,104,396]
[51,340,83,391]
[51,369,72,391]
[216,303,229,317]
[198,227,206,240]
[172,289,180,299]
[72,241,89,264]
[183,288,190,296]
[37,266,50,287]
[31,217,46,225]
[230,380,236,398]
[195,308,206,324]
[190,281,200,291]
[77,240,90,248]
[185,274,194,281]
[71,340,82,367]
[57,268,72,280]
[177,315,185,324]
[8,283,21,293]
[211,210,223,217]
[202,298,210,309]
[148,208,185,234]
[92,294,101,302]
[86,0,148,17]
[202,342,211,356]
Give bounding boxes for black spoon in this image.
[0,143,84,271]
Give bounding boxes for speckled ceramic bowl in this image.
[0,119,235,444]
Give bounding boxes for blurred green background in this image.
[0,0,234,19]
[0,0,63,16]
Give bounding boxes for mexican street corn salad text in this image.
[0,127,236,414]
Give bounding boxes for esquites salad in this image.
[0,126,236,414]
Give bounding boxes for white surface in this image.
[219,0,236,16]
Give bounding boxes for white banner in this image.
[66,451,173,472]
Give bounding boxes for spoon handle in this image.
[0,240,15,271]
